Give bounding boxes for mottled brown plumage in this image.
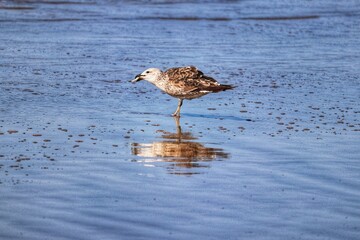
[131,66,235,116]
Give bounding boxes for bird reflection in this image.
[131,117,228,175]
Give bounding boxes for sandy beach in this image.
[1,0,360,239]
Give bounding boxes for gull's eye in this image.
[146,71,150,74]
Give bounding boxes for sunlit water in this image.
[1,0,360,239]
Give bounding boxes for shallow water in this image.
[1,0,360,239]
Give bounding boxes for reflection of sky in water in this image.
[0,0,360,240]
[131,118,228,175]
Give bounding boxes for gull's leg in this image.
[172,99,183,117]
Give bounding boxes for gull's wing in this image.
[165,66,220,92]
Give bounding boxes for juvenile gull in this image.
[130,66,235,116]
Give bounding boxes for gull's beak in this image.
[130,74,143,83]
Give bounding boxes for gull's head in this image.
[131,68,162,83]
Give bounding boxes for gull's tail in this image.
[201,84,236,93]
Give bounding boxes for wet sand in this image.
[1,0,360,239]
